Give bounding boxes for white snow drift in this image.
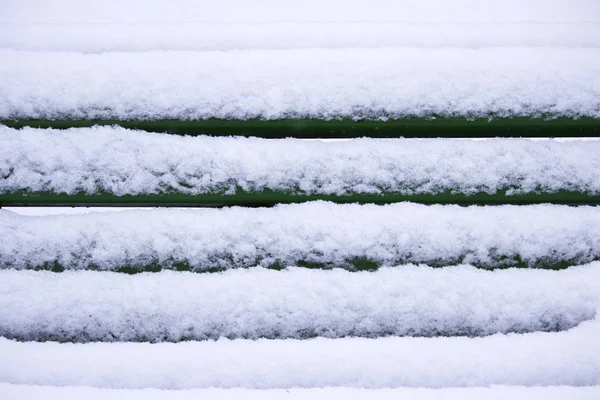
[3,126,600,197]
[4,23,600,53]
[2,384,600,400]
[1,48,599,120]
[2,314,599,388]
[2,203,600,270]
[2,265,599,341]
[5,0,598,25]
[3,0,599,51]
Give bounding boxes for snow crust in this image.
[2,202,599,271]
[5,1,599,52]
[2,265,599,342]
[2,48,599,120]
[2,314,599,388]
[5,0,599,52]
[3,23,599,52]
[3,384,600,400]
[3,126,600,197]
[5,0,599,24]
[2,2,599,394]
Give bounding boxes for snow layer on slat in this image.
[2,384,599,400]
[5,0,599,24]
[3,23,599,52]
[5,1,598,51]
[2,315,599,388]
[2,202,600,271]
[3,126,600,197]
[2,48,599,120]
[2,265,599,341]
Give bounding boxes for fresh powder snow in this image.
[2,126,600,197]
[2,0,599,396]
[2,202,600,270]
[0,265,599,342]
[2,384,600,400]
[2,0,599,51]
[2,314,599,389]
[2,48,599,120]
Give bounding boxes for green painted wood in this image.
[2,189,599,207]
[3,117,599,138]
[22,257,581,274]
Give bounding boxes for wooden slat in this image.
[3,117,600,138]
[2,190,599,207]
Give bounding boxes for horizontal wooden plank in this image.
[3,126,599,206]
[3,203,599,272]
[4,48,600,126]
[2,190,599,207]
[2,266,597,342]
[2,117,600,138]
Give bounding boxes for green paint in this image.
[21,257,587,274]
[2,189,599,207]
[3,117,599,138]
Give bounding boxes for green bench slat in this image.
[3,117,599,138]
[2,190,599,207]
[16,258,582,273]
[3,202,598,272]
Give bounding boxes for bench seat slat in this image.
[3,126,600,206]
[3,118,599,139]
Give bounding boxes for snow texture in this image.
[5,0,599,24]
[2,1,599,392]
[3,0,599,51]
[1,48,599,120]
[2,202,600,271]
[2,265,599,342]
[3,384,600,400]
[4,23,600,53]
[3,126,600,198]
[2,314,600,389]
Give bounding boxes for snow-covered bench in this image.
[1,0,600,397]
[2,126,600,206]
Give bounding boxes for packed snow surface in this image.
[2,48,599,120]
[2,2,599,394]
[2,314,599,388]
[3,126,600,197]
[2,384,600,400]
[2,202,599,270]
[4,22,599,52]
[5,1,599,24]
[3,0,599,51]
[2,265,599,341]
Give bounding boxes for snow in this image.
[4,0,599,51]
[2,265,599,342]
[2,202,599,271]
[2,207,151,216]
[2,314,600,389]
[5,0,599,24]
[2,1,598,395]
[4,23,600,53]
[5,1,598,55]
[3,126,600,197]
[4,0,599,52]
[3,384,600,400]
[4,24,600,52]
[1,48,599,120]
